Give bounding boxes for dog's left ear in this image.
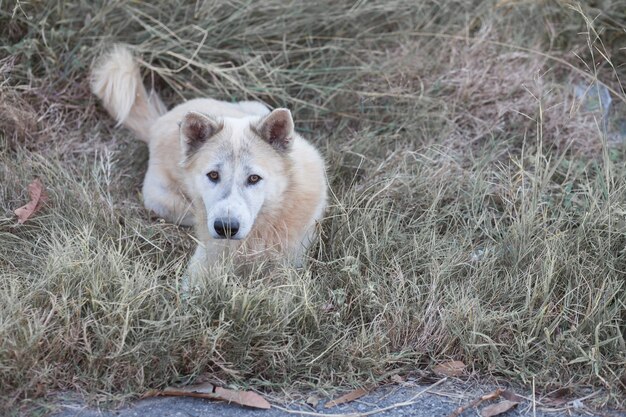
[255,108,294,152]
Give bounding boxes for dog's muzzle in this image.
[213,218,240,239]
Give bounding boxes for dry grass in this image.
[1,0,626,413]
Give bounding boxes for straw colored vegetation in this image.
[1,0,625,412]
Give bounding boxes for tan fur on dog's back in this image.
[90,45,166,142]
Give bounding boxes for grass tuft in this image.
[1,0,625,411]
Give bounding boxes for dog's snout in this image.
[214,218,240,239]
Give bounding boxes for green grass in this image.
[1,0,626,412]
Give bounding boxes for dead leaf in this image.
[542,397,567,407]
[447,389,504,417]
[14,178,48,224]
[481,390,504,401]
[542,386,572,406]
[501,390,523,403]
[433,360,465,377]
[150,382,270,409]
[214,386,271,409]
[161,382,214,396]
[306,395,320,408]
[325,387,370,408]
[480,400,519,417]
[390,374,405,384]
[550,386,572,398]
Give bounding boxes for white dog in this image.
[91,46,327,276]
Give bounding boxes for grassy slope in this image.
[1,0,625,411]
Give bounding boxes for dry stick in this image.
[532,377,536,417]
[273,378,447,417]
[446,388,504,417]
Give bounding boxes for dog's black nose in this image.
[214,219,240,238]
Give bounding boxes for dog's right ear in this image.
[179,111,222,156]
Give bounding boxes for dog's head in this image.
[179,109,294,240]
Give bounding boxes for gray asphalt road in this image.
[47,380,625,417]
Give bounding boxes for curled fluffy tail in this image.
[90,45,166,143]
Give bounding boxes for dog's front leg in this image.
[180,240,231,294]
[142,163,195,226]
[287,224,319,269]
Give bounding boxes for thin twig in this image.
[532,377,536,417]
[446,388,504,417]
[273,378,447,417]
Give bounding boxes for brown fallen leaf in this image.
[148,382,270,409]
[14,178,48,224]
[433,360,466,377]
[306,395,320,408]
[480,400,519,417]
[542,386,572,407]
[161,382,214,396]
[390,374,405,384]
[501,390,523,403]
[214,386,271,409]
[481,390,504,401]
[447,388,504,417]
[325,387,370,408]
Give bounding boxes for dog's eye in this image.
[207,171,220,182]
[247,174,262,185]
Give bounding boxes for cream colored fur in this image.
[91,46,327,275]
